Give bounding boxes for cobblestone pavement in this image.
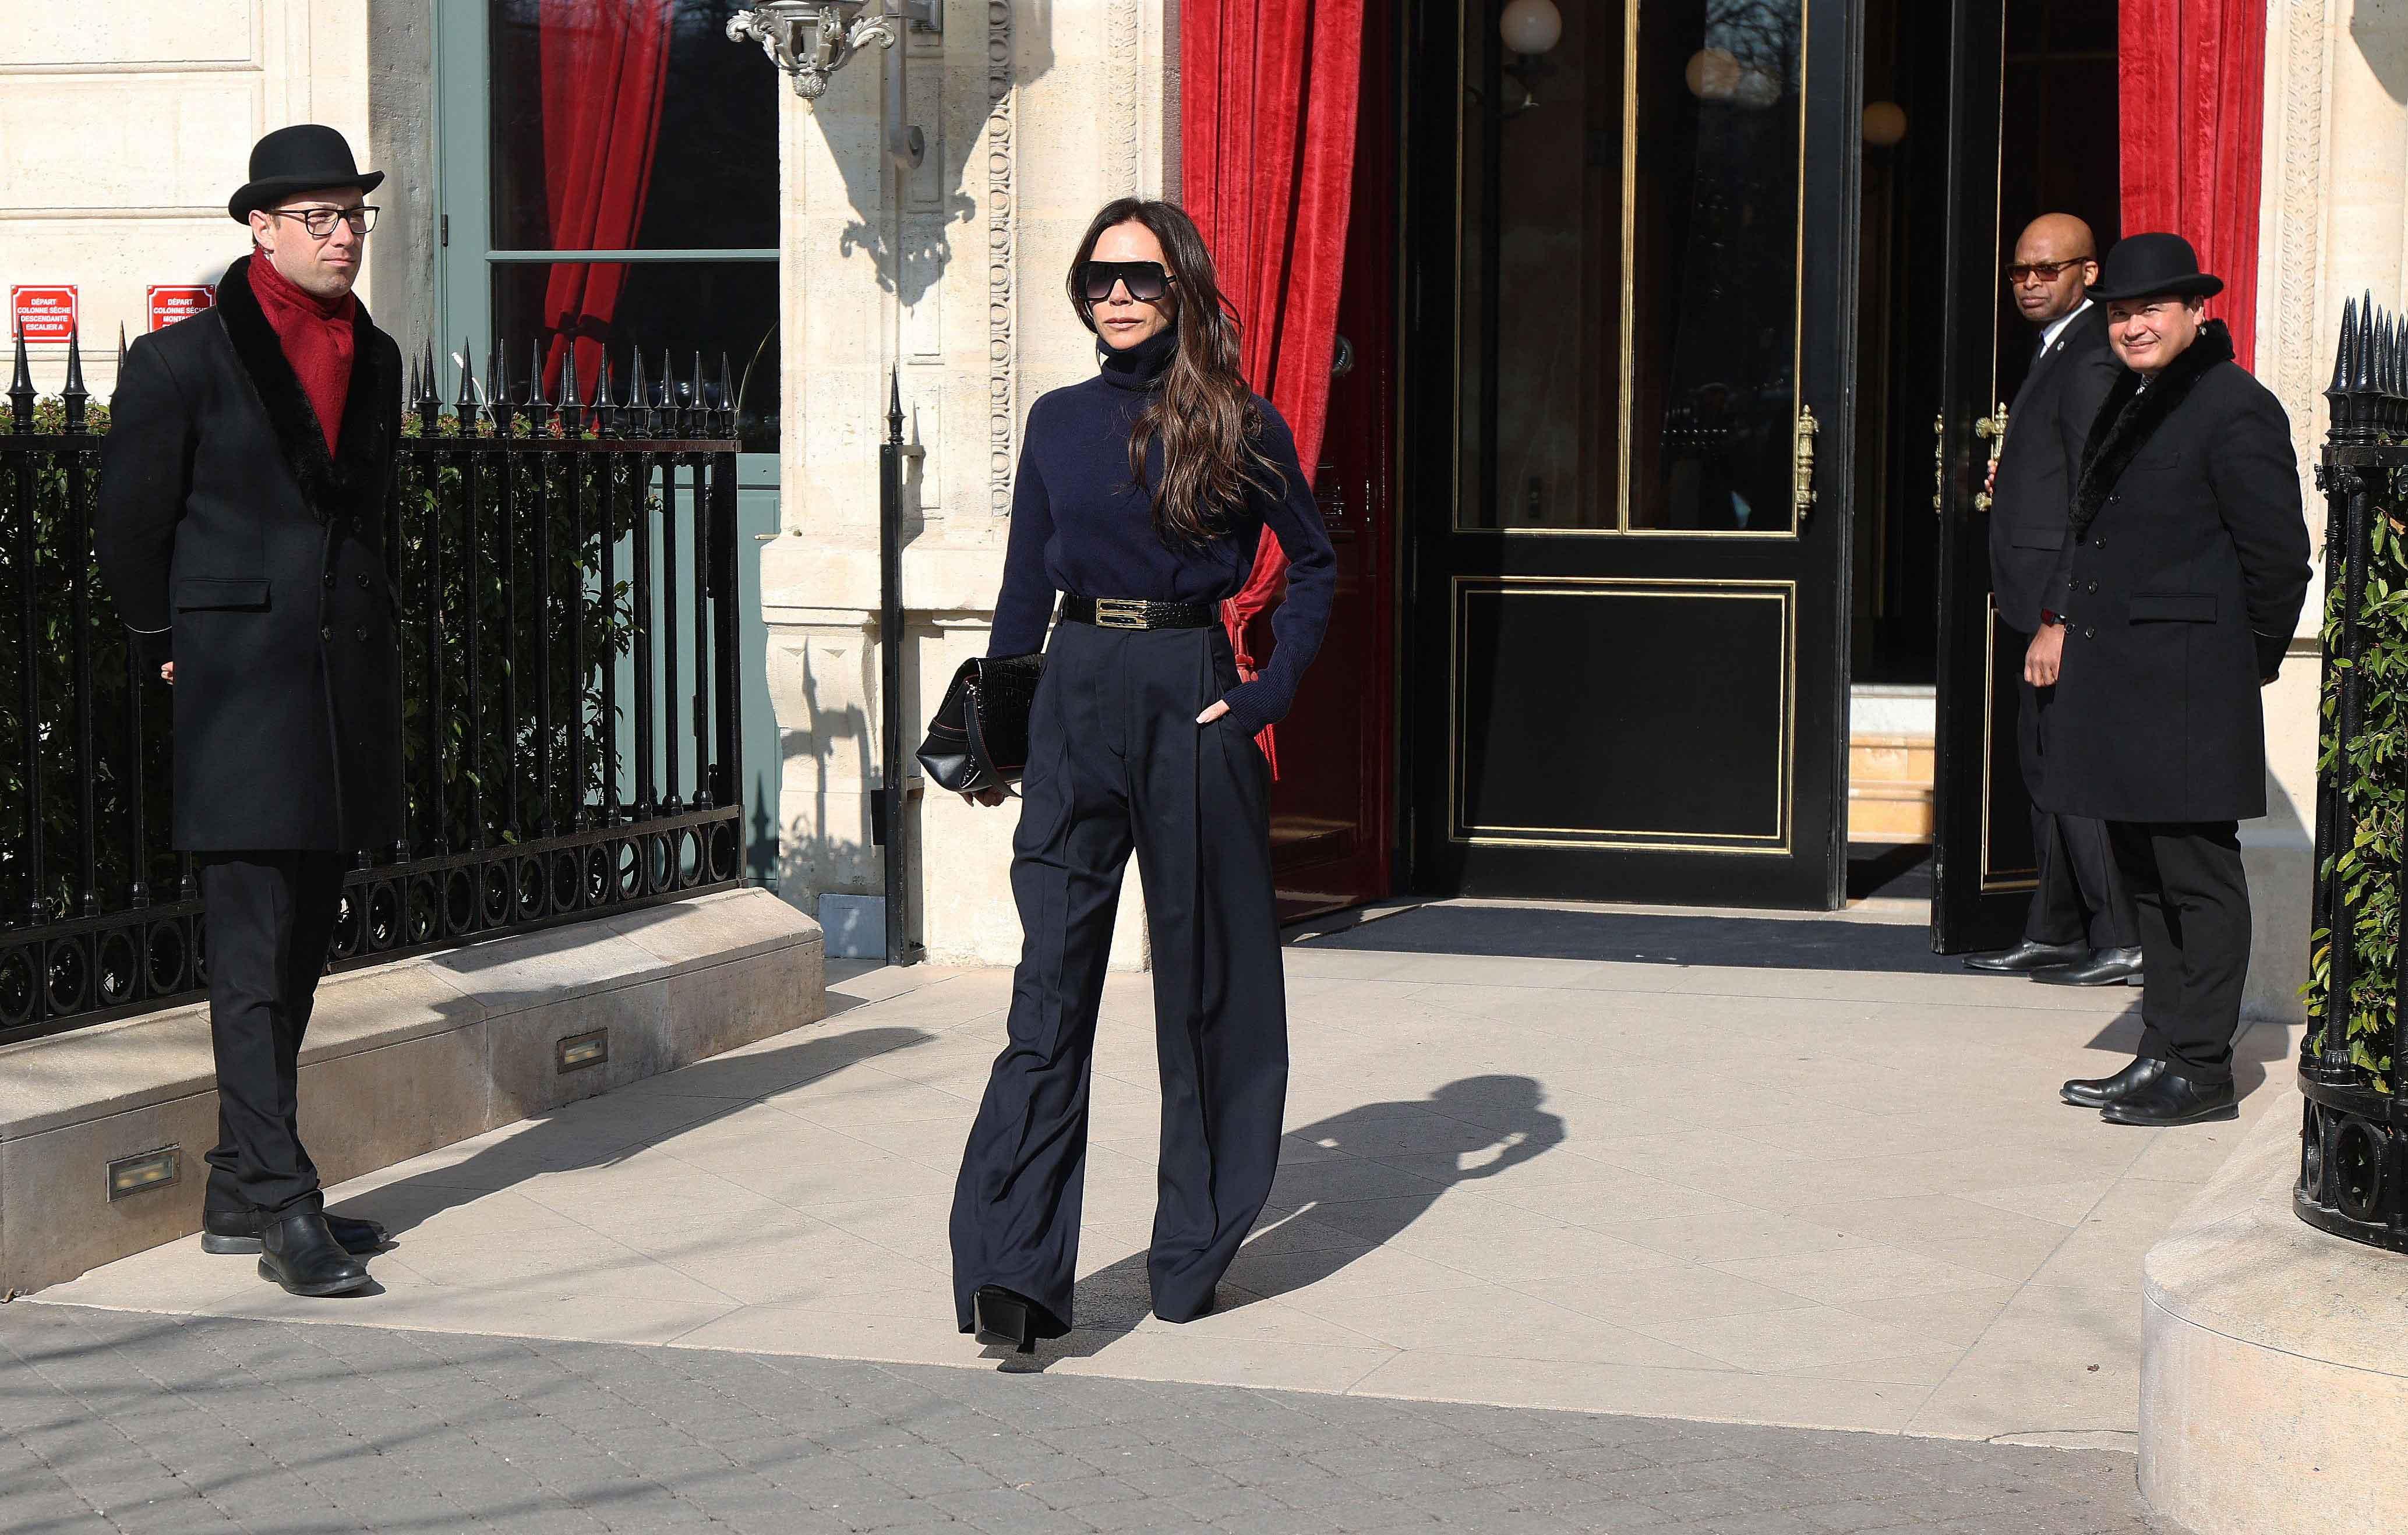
[1,1304,2160,1535]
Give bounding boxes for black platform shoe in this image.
[256,1212,373,1297]
[2032,946,2145,987]
[972,1285,1065,1354]
[1963,939,2085,974]
[2099,1070,2237,1127]
[203,1208,389,1257]
[2060,1056,2167,1109]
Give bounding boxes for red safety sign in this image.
[10,285,77,344]
[147,285,216,331]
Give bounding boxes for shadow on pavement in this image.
[347,1024,937,1240]
[1291,903,1962,975]
[995,1076,1566,1370]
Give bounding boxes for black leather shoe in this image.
[256,1212,372,1297]
[2061,1056,2168,1109]
[1964,939,2086,974]
[202,1208,388,1257]
[2032,946,2145,987]
[972,1285,1066,1354]
[2100,1070,2238,1127]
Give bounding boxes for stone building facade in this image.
[3,1,2401,993]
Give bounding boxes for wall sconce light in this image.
[729,1,937,100]
[1497,0,1563,116]
[1499,0,1563,55]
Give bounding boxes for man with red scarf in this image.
[97,125,405,1297]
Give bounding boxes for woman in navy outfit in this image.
[949,199,1337,1350]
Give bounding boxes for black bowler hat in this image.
[228,124,384,223]
[2088,232,2225,303]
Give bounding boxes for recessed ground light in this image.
[557,1030,608,1073]
[107,1147,180,1200]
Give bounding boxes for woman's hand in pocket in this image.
[1196,700,1231,726]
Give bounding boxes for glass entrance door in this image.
[1403,0,1859,907]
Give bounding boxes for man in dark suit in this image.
[2044,234,2311,1126]
[96,126,405,1294]
[1966,214,2142,986]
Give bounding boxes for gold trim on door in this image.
[1448,576,1797,850]
[1459,0,1815,540]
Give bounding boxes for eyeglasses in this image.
[1079,260,1173,304]
[267,206,380,239]
[2003,257,2090,285]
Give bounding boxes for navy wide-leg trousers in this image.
[950,620,1289,1335]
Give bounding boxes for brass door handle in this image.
[1793,405,1819,528]
[1932,415,1945,515]
[1972,402,2008,511]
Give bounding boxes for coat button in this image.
[2085,580,2098,593]
[2093,537,2105,547]
[2084,625,2096,639]
[356,572,372,589]
[355,624,370,642]
[322,571,335,588]
[319,624,333,642]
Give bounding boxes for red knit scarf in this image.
[248,253,357,455]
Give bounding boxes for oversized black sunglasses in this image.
[1079,260,1174,304]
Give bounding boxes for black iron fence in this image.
[0,327,745,1046]
[2300,294,2408,1252]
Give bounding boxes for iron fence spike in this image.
[455,337,478,431]
[527,337,551,406]
[560,341,582,408]
[9,321,35,423]
[2330,296,2356,401]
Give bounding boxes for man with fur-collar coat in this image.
[96,125,402,1296]
[2032,233,2311,1128]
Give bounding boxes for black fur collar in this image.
[2069,318,2236,541]
[213,253,394,522]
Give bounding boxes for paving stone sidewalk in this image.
[1,1304,2159,1535]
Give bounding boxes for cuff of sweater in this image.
[1217,678,1289,738]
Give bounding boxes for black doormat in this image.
[1288,903,1956,974]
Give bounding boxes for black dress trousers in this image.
[2107,821,2250,1086]
[2015,639,2134,950]
[951,619,1289,1335]
[199,851,347,1217]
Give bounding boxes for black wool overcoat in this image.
[1989,303,2120,634]
[2044,320,2311,823]
[94,254,405,853]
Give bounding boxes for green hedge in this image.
[2305,504,2407,1094]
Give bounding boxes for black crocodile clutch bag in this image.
[917,653,1044,794]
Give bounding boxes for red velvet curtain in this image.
[1182,0,1365,774]
[2119,0,2268,372]
[538,0,674,390]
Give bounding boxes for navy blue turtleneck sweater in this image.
[988,328,1337,738]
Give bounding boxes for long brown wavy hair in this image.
[1067,199,1279,548]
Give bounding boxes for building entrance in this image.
[1368,0,2124,919]
[1393,0,1858,908]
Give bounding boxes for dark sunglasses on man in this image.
[1080,260,1174,305]
[2002,256,2090,286]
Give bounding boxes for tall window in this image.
[451,0,778,451]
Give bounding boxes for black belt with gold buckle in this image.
[1061,596,1216,631]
